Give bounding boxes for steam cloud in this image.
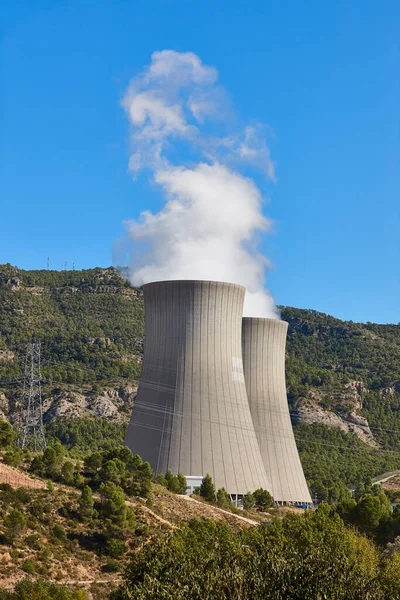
[119,50,279,318]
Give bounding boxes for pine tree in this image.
[176,473,187,495]
[216,487,231,507]
[243,492,255,510]
[200,474,216,502]
[78,485,94,520]
[253,488,273,511]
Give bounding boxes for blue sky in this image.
[1,0,399,323]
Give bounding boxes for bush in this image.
[106,538,126,558]
[21,559,37,574]
[4,577,89,599]
[25,534,41,550]
[3,448,24,468]
[4,508,26,543]
[0,420,15,448]
[102,559,121,573]
[52,524,66,541]
[155,474,167,487]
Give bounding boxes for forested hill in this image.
[1,263,400,499]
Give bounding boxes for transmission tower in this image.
[19,342,46,451]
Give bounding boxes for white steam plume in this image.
[118,50,279,318]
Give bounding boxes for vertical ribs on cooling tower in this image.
[242,318,312,504]
[124,280,271,495]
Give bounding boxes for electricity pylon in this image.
[19,342,46,451]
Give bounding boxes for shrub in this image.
[52,524,66,541]
[21,559,37,574]
[6,577,89,598]
[4,509,26,543]
[25,534,41,550]
[3,448,24,468]
[155,474,167,487]
[106,539,126,558]
[102,558,121,573]
[0,420,15,448]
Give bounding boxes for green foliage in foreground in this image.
[0,578,88,599]
[295,423,400,501]
[113,509,400,600]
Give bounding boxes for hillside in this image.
[1,264,400,499]
[0,455,265,597]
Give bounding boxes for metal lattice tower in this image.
[20,342,46,451]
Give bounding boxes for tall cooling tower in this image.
[242,318,312,503]
[125,280,271,494]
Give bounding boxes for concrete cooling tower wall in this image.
[125,280,271,495]
[242,318,312,504]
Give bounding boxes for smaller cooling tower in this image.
[242,318,312,504]
[125,280,271,495]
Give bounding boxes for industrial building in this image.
[124,280,271,495]
[242,317,312,504]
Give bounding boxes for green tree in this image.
[176,473,187,495]
[61,461,75,485]
[243,492,255,510]
[99,482,135,535]
[4,508,26,543]
[78,486,94,520]
[0,420,15,447]
[3,577,89,599]
[253,488,273,511]
[164,470,179,492]
[3,448,24,468]
[200,474,216,502]
[113,509,387,600]
[351,492,392,535]
[42,442,65,479]
[84,451,103,475]
[99,458,126,486]
[216,488,231,507]
[155,473,168,487]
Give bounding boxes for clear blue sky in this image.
[1,0,399,323]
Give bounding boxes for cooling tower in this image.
[242,318,312,504]
[125,280,271,495]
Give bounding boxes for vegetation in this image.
[2,264,400,499]
[112,508,400,599]
[199,474,216,502]
[295,423,400,501]
[45,419,126,456]
[0,265,143,387]
[0,578,88,599]
[282,306,400,395]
